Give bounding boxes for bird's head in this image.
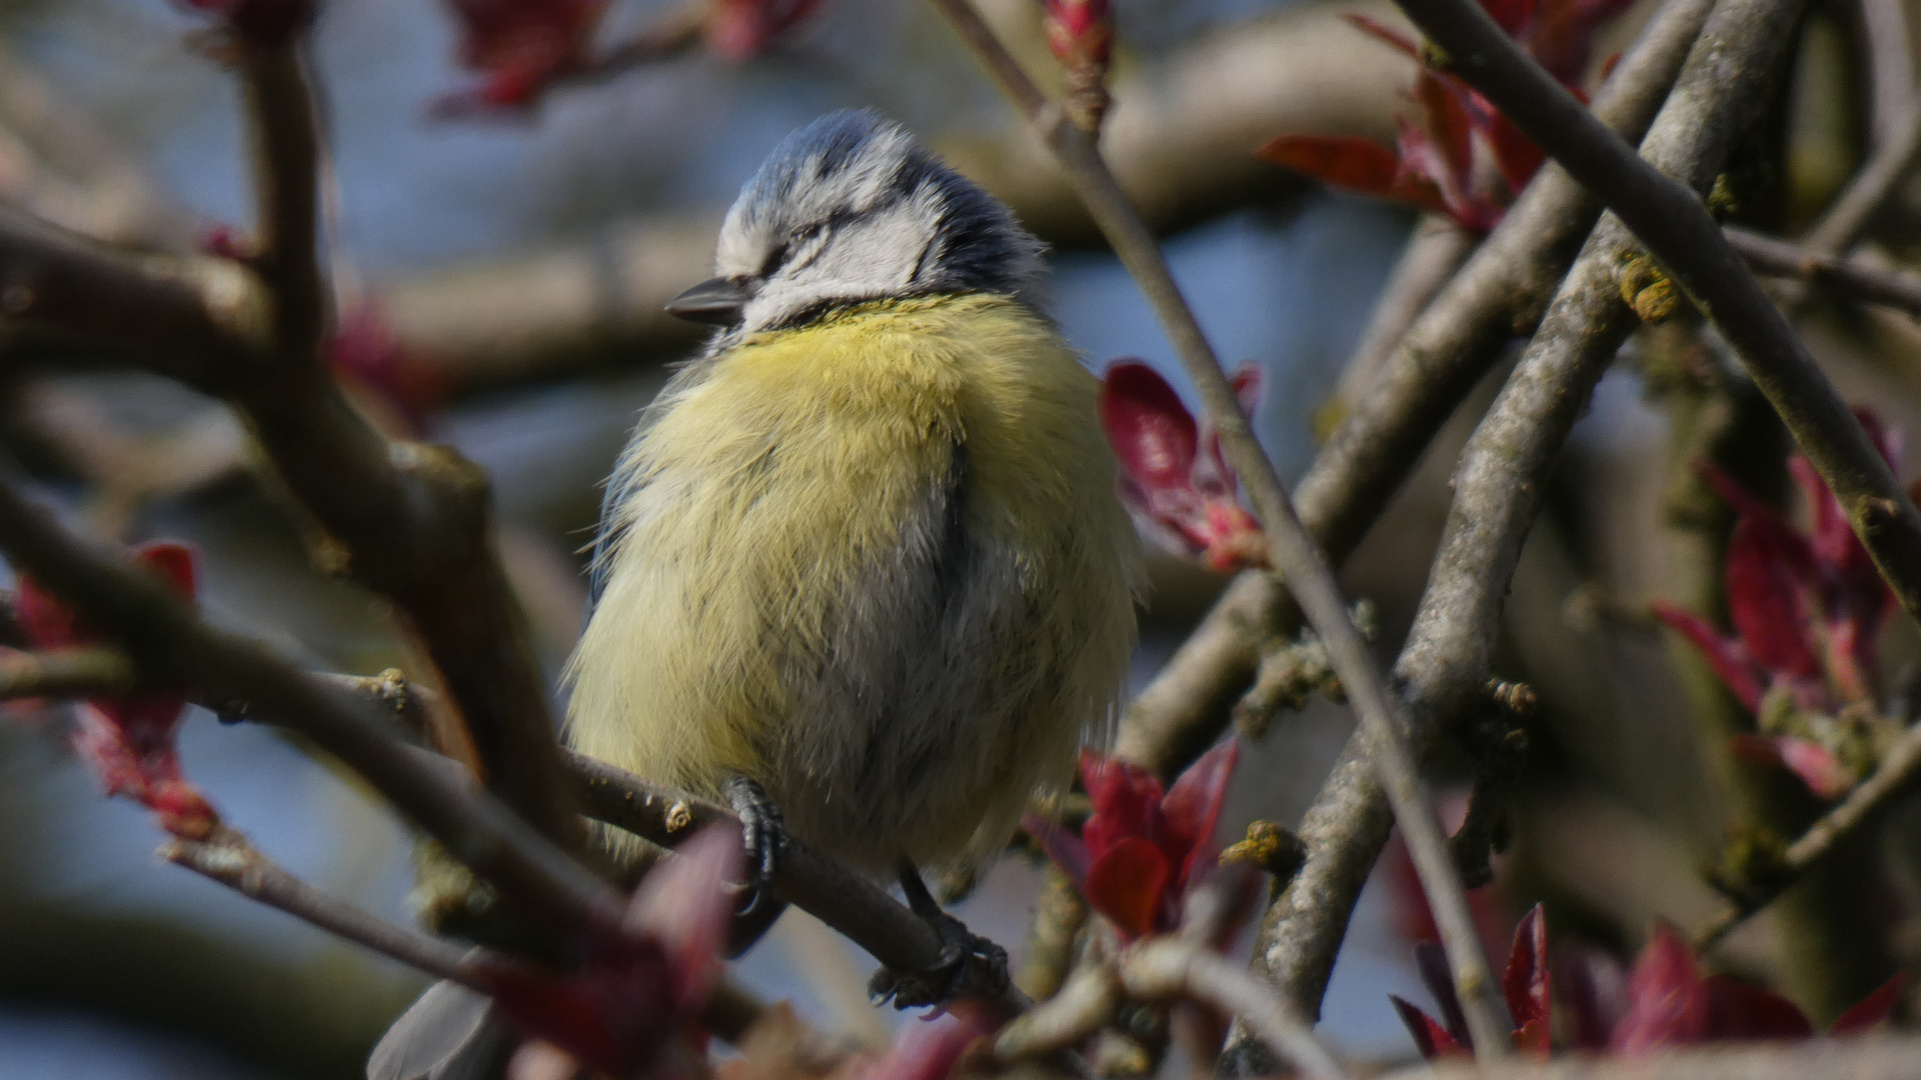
[667,109,1043,336]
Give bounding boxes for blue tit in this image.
[564,109,1143,895]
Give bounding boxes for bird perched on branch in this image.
[565,108,1142,1002]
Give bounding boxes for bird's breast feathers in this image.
[566,294,1141,869]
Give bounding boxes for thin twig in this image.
[0,145,580,847]
[1728,226,1921,319]
[165,828,472,980]
[1118,939,1347,1080]
[238,44,326,361]
[163,828,766,1043]
[0,645,134,699]
[1392,0,1921,631]
[0,476,619,934]
[1695,719,1921,948]
[930,0,1510,1054]
[1803,101,1921,257]
[1111,0,1719,779]
[1860,0,1916,150]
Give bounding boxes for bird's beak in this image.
[666,277,753,326]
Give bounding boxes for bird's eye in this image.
[762,223,826,277]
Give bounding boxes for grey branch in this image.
[1244,0,1802,1050]
[0,645,135,699]
[1112,0,1718,780]
[1728,227,1921,320]
[1394,0,1921,629]
[930,0,1509,1055]
[1696,716,1921,947]
[0,474,619,934]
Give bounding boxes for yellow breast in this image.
[566,293,1142,870]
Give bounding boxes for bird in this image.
[563,108,1143,1000]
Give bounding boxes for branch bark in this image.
[1113,0,1719,778]
[1729,226,1921,319]
[1393,0,1921,629]
[0,117,580,846]
[0,474,616,934]
[931,0,1510,1054]
[1239,0,1806,1053]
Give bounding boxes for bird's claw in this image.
[869,861,1010,1009]
[722,776,785,915]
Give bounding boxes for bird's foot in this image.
[868,860,1009,1009]
[722,776,786,915]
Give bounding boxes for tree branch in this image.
[1118,939,1348,1080]
[239,44,326,362]
[0,645,134,699]
[1728,226,1921,319]
[1240,0,1803,1053]
[930,0,1509,1054]
[0,475,617,933]
[1694,718,1921,948]
[1112,0,1719,778]
[0,174,579,849]
[163,827,765,1044]
[1393,0,1921,629]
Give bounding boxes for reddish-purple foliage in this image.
[434,0,606,113]
[11,541,218,838]
[434,0,823,112]
[843,1003,999,1080]
[1025,741,1238,941]
[175,0,317,47]
[1651,408,1910,798]
[1041,0,1110,68]
[1393,908,1903,1059]
[330,304,445,431]
[473,824,739,1078]
[707,0,822,61]
[1098,361,1267,573]
[1258,0,1633,230]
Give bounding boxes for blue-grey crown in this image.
[727,109,1043,300]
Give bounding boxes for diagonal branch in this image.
[1694,718,1921,948]
[1112,0,1720,777]
[930,0,1510,1054]
[0,140,578,847]
[1728,227,1921,320]
[1391,0,1921,629]
[0,474,616,933]
[1242,0,1807,1051]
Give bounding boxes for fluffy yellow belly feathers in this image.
[565,293,1141,872]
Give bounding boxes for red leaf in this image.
[436,0,603,111]
[1724,517,1821,682]
[1648,602,1766,713]
[1413,71,1477,195]
[1502,905,1551,1038]
[1415,941,1472,1049]
[1021,811,1091,890]
[1390,997,1466,1059]
[331,304,444,430]
[1773,738,1853,800]
[1085,836,1170,940]
[1701,975,1813,1040]
[708,0,823,61]
[1610,923,1710,1055]
[1558,945,1628,1050]
[1830,974,1904,1034]
[1160,738,1238,892]
[1099,363,1201,496]
[1079,750,1166,860]
[1257,135,1410,198]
